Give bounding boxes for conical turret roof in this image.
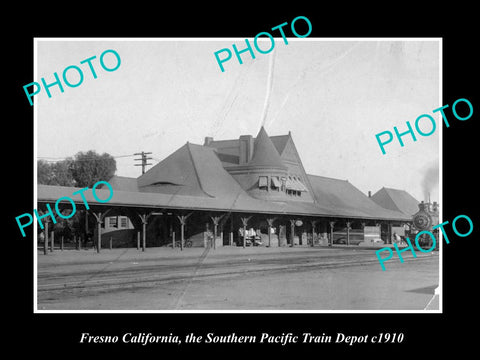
[248,127,286,169]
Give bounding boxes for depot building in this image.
[37,127,418,250]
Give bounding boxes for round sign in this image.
[295,220,303,227]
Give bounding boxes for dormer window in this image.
[259,176,268,189]
[283,175,308,196]
[285,177,293,191]
[271,176,281,191]
[295,177,308,192]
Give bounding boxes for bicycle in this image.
[175,240,192,248]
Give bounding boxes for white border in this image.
[33,38,39,310]
[33,37,443,314]
[438,38,443,313]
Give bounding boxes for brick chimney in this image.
[239,135,254,165]
[204,136,214,146]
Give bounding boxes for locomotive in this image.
[410,200,439,249]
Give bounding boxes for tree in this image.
[37,160,55,185]
[70,150,117,188]
[37,151,116,245]
[37,159,75,186]
[37,150,116,187]
[52,159,75,186]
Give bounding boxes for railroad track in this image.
[37,251,438,297]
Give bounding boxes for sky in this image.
[36,38,441,203]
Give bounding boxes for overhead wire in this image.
[37,153,139,163]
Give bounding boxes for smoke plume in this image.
[421,162,439,201]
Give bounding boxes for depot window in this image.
[109,217,117,228]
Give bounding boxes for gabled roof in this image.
[107,175,138,192]
[307,175,408,219]
[207,130,291,166]
[247,127,286,169]
[370,187,419,216]
[186,143,251,200]
[134,142,254,202]
[207,139,239,156]
[138,143,196,187]
[269,134,290,156]
[136,143,210,197]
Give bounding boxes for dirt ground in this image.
[36,246,440,311]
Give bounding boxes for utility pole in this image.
[134,151,152,174]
